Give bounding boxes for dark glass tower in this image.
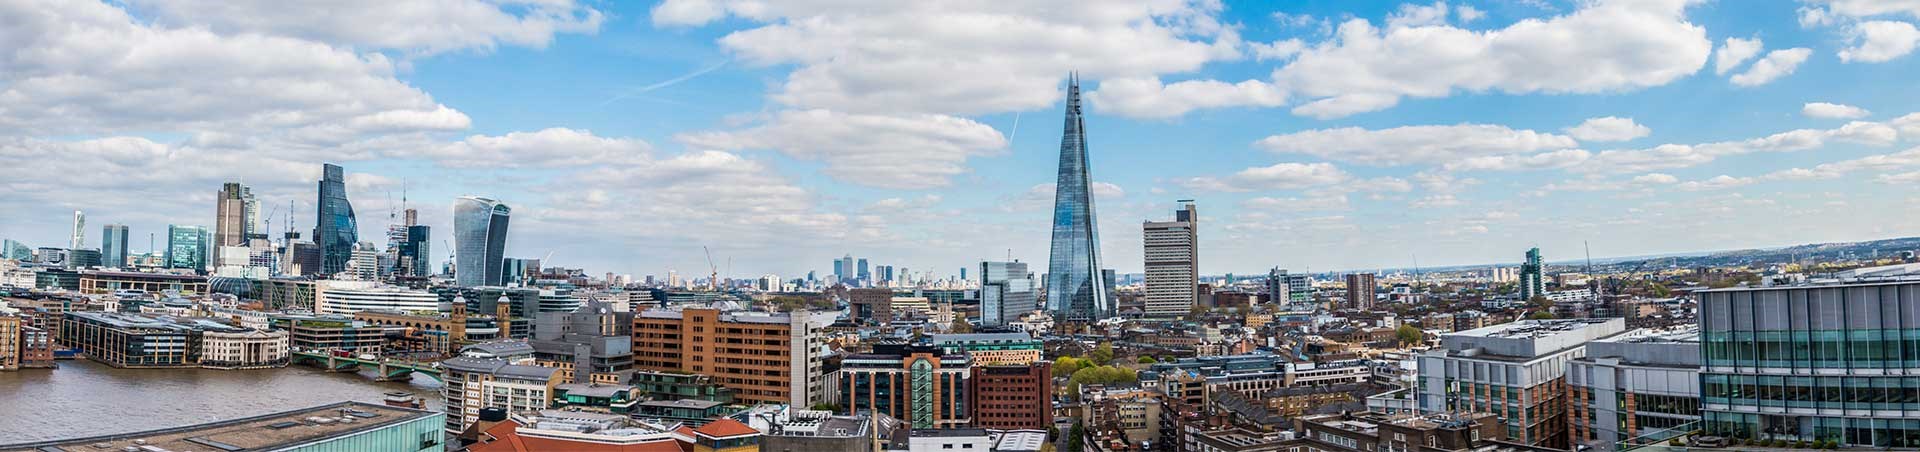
[314,163,358,276]
[1521,247,1544,300]
[1045,75,1111,322]
[400,225,431,277]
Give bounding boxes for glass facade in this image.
[101,224,129,268]
[453,197,510,287]
[979,261,1034,326]
[165,225,208,273]
[314,163,358,276]
[1045,75,1110,322]
[400,225,431,277]
[1701,282,1920,447]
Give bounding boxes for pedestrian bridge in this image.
[289,349,443,382]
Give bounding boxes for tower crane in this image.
[703,246,719,291]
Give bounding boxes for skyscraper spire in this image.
[1046,73,1111,323]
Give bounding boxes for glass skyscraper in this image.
[314,163,358,276]
[454,196,510,287]
[165,225,208,273]
[980,261,1036,327]
[399,225,431,278]
[1045,74,1110,322]
[101,224,129,268]
[1521,247,1545,300]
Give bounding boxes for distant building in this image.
[979,261,1036,327]
[1045,76,1111,323]
[214,182,254,267]
[1268,268,1311,304]
[454,196,511,287]
[400,224,431,278]
[1520,247,1545,300]
[929,332,1043,365]
[314,163,359,276]
[1142,201,1199,318]
[316,280,440,315]
[165,225,209,273]
[1345,273,1376,311]
[100,224,129,268]
[848,288,894,325]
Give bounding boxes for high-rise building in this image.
[1142,201,1198,318]
[69,210,85,250]
[400,225,431,277]
[1697,275,1920,447]
[313,163,358,276]
[101,224,129,269]
[348,242,379,281]
[2,239,29,261]
[1045,74,1110,323]
[631,308,834,407]
[857,258,870,284]
[979,261,1037,327]
[1520,247,1545,300]
[165,225,209,273]
[1418,318,1626,449]
[1267,268,1311,304]
[1345,273,1376,310]
[214,182,254,267]
[454,196,511,287]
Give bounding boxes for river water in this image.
[0,359,444,444]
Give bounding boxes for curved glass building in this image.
[1045,74,1110,322]
[314,163,358,276]
[454,196,510,287]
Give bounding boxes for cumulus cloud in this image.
[1803,102,1871,119]
[1676,175,1755,191]
[1564,116,1652,142]
[1730,48,1813,86]
[1243,194,1351,212]
[1088,78,1287,119]
[1256,124,1578,166]
[1633,173,1680,184]
[1764,146,1920,180]
[1443,149,1594,171]
[427,128,652,168]
[124,0,604,55]
[1839,21,1920,63]
[655,1,1242,115]
[677,110,1007,189]
[1713,36,1764,75]
[1177,162,1351,192]
[1583,118,1906,173]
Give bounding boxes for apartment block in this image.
[632,307,833,406]
[1417,318,1627,449]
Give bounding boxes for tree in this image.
[1137,356,1157,364]
[1090,342,1115,366]
[1529,311,1556,320]
[1188,303,1207,319]
[951,317,974,333]
[1530,295,1553,311]
[1054,356,1090,377]
[1067,420,1086,452]
[1651,283,1672,298]
[1395,324,1424,346]
[1068,365,1139,394]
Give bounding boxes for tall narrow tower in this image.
[453,196,511,287]
[314,163,358,276]
[1045,74,1111,322]
[69,210,85,250]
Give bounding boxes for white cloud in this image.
[1387,2,1454,29]
[1564,116,1652,142]
[1805,1,1920,21]
[124,0,604,55]
[1456,5,1486,22]
[1730,48,1813,86]
[1409,194,1463,208]
[1839,21,1920,63]
[1271,0,1711,118]
[1676,175,1755,191]
[543,150,854,246]
[1256,124,1578,166]
[1443,149,1594,171]
[1248,39,1306,61]
[677,109,1007,189]
[1764,146,1920,180]
[1243,194,1350,212]
[1713,36,1764,75]
[427,128,652,168]
[1633,173,1680,184]
[1803,102,1872,119]
[1177,162,1351,192]
[656,1,1243,115]
[1088,77,1288,119]
[1582,117,1908,173]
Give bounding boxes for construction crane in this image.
[706,245,721,290]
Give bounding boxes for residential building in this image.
[0,315,18,370]
[848,288,894,325]
[1081,385,1161,447]
[836,343,972,429]
[454,196,511,287]
[1345,273,1376,311]
[100,224,129,268]
[1417,318,1628,449]
[1142,201,1198,318]
[1267,268,1311,304]
[969,362,1051,430]
[440,356,564,432]
[1045,75,1111,323]
[1520,248,1544,301]
[979,261,1036,327]
[1568,327,1700,450]
[0,401,445,452]
[930,332,1043,365]
[19,325,53,368]
[314,163,359,276]
[166,224,209,273]
[632,307,834,406]
[1697,275,1920,447]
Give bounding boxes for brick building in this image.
[968,362,1051,430]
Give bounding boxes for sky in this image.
[4,0,1920,280]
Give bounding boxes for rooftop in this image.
[0,402,436,452]
[1450,318,1619,340]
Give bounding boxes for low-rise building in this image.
[441,357,564,433]
[930,332,1043,365]
[1417,318,1628,449]
[969,362,1051,430]
[1568,327,1701,450]
[835,343,971,429]
[0,401,444,452]
[197,328,291,369]
[61,311,191,367]
[465,409,683,452]
[271,313,393,352]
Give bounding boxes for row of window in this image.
[1704,374,1920,410]
[1703,330,1920,368]
[1705,412,1920,447]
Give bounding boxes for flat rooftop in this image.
[1451,318,1618,340]
[0,401,437,452]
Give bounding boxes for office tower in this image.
[165,225,209,273]
[1520,247,1544,300]
[856,258,870,284]
[214,182,254,267]
[1046,75,1110,323]
[1417,318,1627,449]
[454,196,511,287]
[314,163,358,276]
[1,239,28,261]
[400,225,430,277]
[101,224,129,268]
[1267,268,1311,305]
[348,242,379,280]
[1345,273,1376,310]
[1568,328,1700,448]
[1142,201,1198,318]
[631,308,835,407]
[69,210,84,249]
[501,258,536,286]
[835,343,972,429]
[1696,276,1920,447]
[980,261,1037,327]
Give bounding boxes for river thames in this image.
[0,359,445,443]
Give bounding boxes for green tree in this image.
[1651,283,1672,298]
[1188,303,1207,319]
[1137,356,1157,364]
[1529,311,1556,320]
[1395,324,1424,346]
[1068,365,1139,394]
[1090,342,1115,366]
[1053,356,1089,377]
[1530,295,1553,311]
[951,317,974,333]
[1067,420,1085,452]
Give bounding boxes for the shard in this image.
[1045,74,1111,322]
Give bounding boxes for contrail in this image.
[1007,112,1021,143]
[602,60,729,105]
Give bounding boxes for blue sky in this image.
[5,0,1920,280]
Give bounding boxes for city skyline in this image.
[6,1,1920,279]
